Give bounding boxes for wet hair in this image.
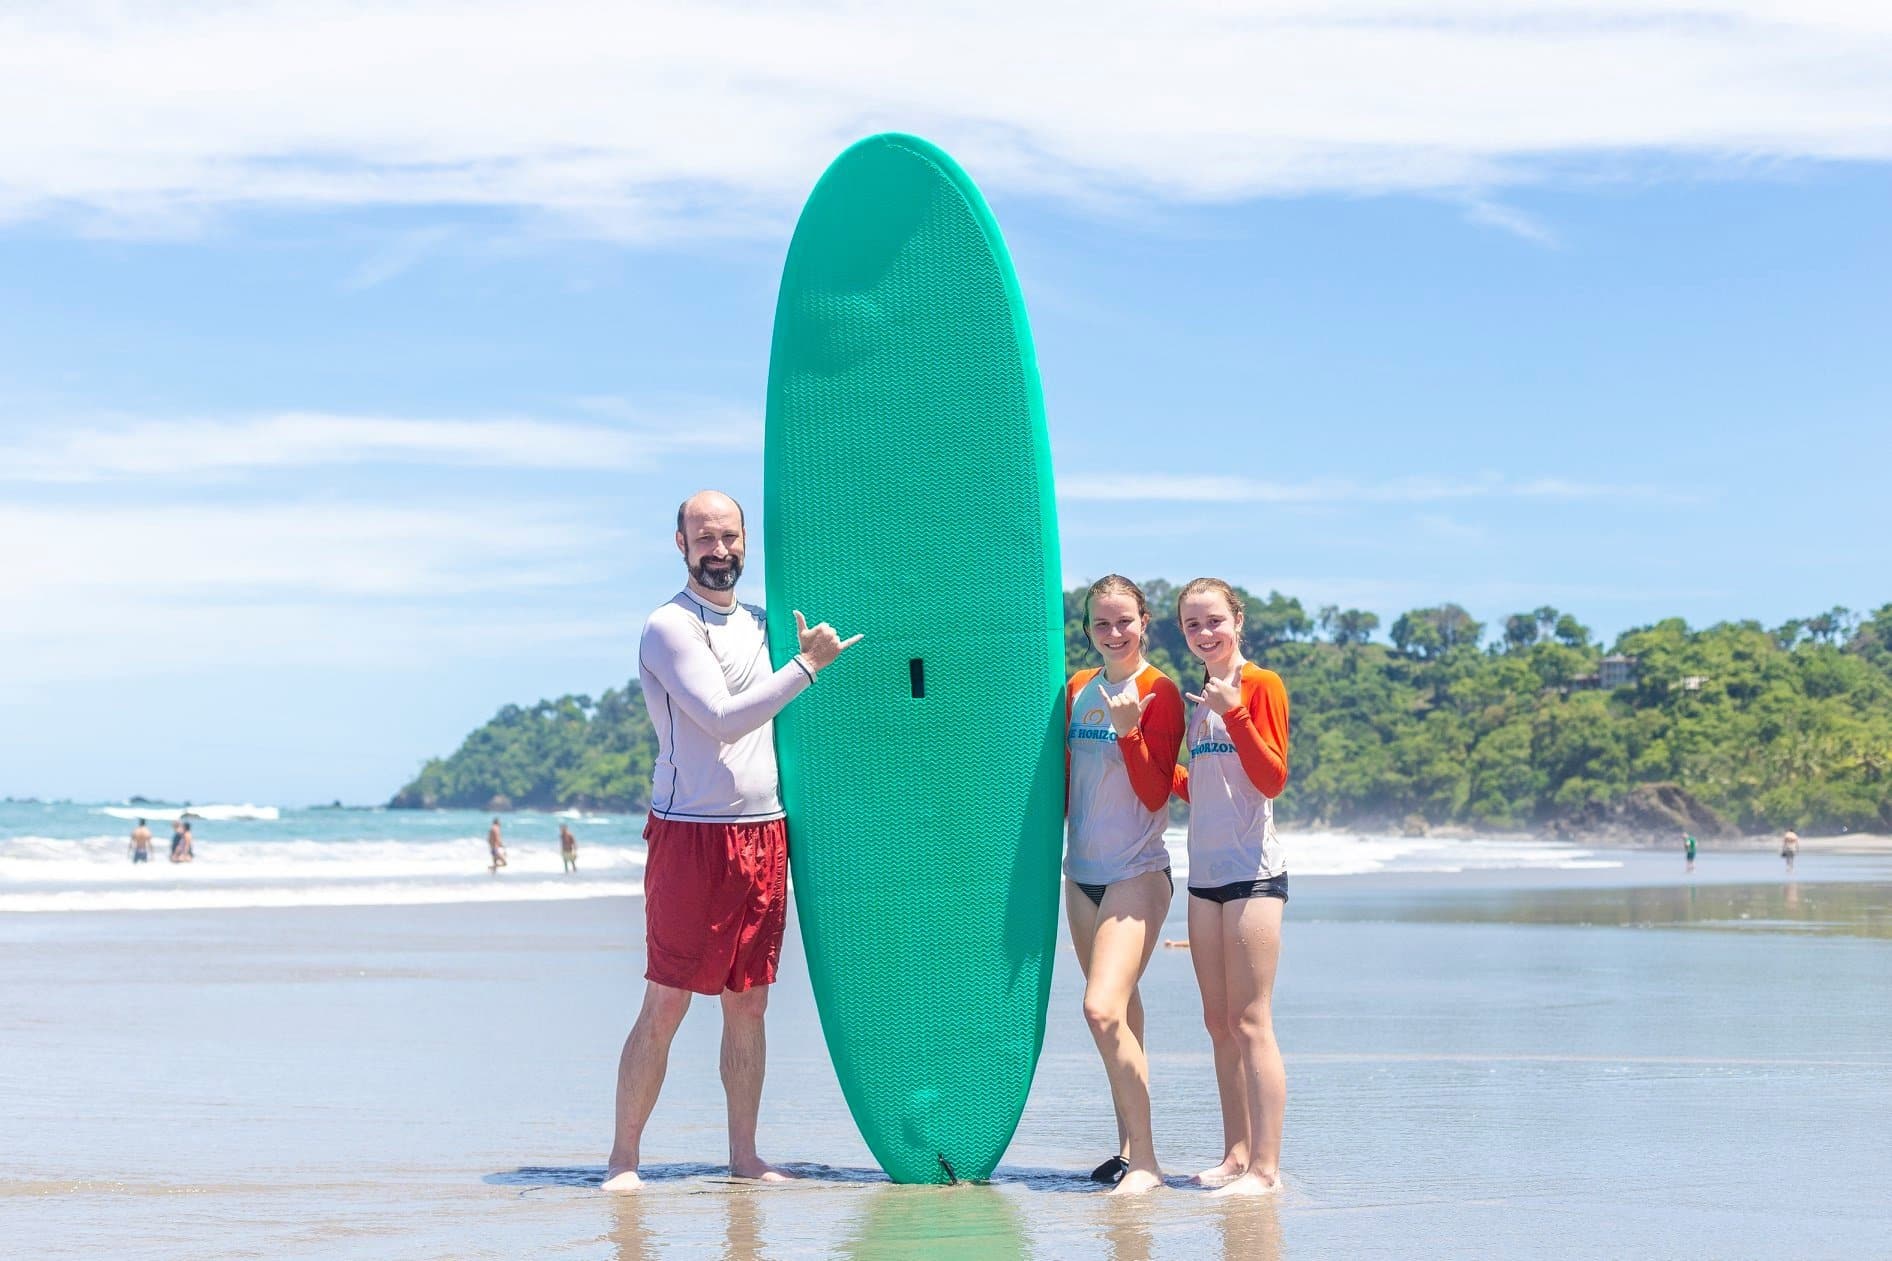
[1083,574,1150,627]
[1177,577,1245,626]
[676,495,747,536]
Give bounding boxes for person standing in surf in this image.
[487,818,508,873]
[1065,575,1185,1196]
[128,818,152,864]
[603,489,861,1192]
[560,822,579,873]
[1171,577,1290,1197]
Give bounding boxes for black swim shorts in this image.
[1187,873,1288,904]
[1075,868,1174,907]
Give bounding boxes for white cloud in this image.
[0,597,644,694]
[342,224,461,290]
[1463,199,1560,247]
[0,411,761,482]
[0,499,641,690]
[1059,471,1687,504]
[0,502,615,602]
[1,2,1888,236]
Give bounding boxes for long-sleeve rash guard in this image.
[1064,663,1185,885]
[1174,661,1290,886]
[638,590,812,823]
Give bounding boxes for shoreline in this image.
[1351,821,1892,855]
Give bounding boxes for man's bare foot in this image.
[1107,1167,1165,1196]
[1207,1170,1279,1198]
[1192,1157,1243,1188]
[729,1159,795,1182]
[600,1167,643,1192]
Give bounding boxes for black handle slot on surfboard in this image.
[909,658,925,699]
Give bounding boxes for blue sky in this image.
[1,3,1888,804]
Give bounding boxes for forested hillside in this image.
[391,586,1892,834]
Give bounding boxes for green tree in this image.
[391,585,1892,833]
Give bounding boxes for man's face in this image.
[678,503,745,592]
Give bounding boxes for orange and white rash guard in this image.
[1174,661,1290,887]
[1065,663,1185,885]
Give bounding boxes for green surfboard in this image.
[763,133,1064,1185]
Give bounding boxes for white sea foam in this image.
[1162,828,1619,881]
[98,803,281,821]
[0,834,644,913]
[0,822,1614,914]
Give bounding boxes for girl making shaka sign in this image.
[1172,577,1291,1197]
[1063,575,1185,1196]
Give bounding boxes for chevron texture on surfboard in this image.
[764,133,1064,1184]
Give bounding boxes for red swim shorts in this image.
[641,814,789,995]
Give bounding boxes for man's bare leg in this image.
[1187,893,1248,1187]
[721,985,792,1181]
[603,982,693,1191]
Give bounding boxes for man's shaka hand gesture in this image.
[794,609,864,674]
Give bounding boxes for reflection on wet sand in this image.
[1211,1194,1283,1261]
[597,1176,1286,1261]
[844,1184,1029,1260]
[1319,880,1892,939]
[607,1189,654,1261]
[607,1179,775,1261]
[722,1190,763,1261]
[1100,1195,1152,1261]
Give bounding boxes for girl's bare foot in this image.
[1207,1170,1279,1198]
[1107,1166,1165,1196]
[1192,1157,1243,1188]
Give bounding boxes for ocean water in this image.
[0,800,1626,914]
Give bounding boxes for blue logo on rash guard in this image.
[1071,728,1119,744]
[1190,740,1237,757]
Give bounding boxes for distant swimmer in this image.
[1782,829,1799,871]
[1063,575,1183,1196]
[603,489,860,1191]
[129,818,152,864]
[1172,578,1292,1198]
[560,822,578,874]
[170,821,195,863]
[488,817,508,873]
[1683,832,1697,872]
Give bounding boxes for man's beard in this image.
[691,554,742,591]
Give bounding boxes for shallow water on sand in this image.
[3,859,1889,1258]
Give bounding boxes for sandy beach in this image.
[4,848,1890,1259]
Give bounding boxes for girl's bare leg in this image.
[1209,896,1284,1198]
[1187,891,1247,1186]
[1083,870,1172,1195]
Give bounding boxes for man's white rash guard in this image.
[638,590,814,824]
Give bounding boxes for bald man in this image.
[604,490,860,1191]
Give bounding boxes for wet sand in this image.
[4,853,1890,1259]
